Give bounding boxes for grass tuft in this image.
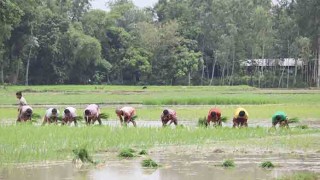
[141,158,159,168]
[119,148,136,158]
[139,150,148,155]
[222,159,235,167]
[277,172,319,180]
[260,161,275,168]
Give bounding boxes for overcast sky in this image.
[91,0,159,10]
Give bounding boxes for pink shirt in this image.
[120,107,136,117]
[161,109,177,119]
[21,105,33,113]
[84,104,100,117]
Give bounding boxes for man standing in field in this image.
[84,104,102,125]
[16,91,28,122]
[233,107,248,128]
[161,109,178,127]
[207,107,222,126]
[62,107,77,126]
[116,106,136,127]
[42,108,60,125]
[17,105,33,122]
[272,111,289,128]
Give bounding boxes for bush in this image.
[141,158,159,168]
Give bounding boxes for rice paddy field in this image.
[0,85,320,180]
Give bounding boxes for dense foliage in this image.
[0,0,319,87]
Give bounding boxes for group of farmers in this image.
[15,91,289,128]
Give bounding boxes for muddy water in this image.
[1,153,319,180]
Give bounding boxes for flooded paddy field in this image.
[1,151,319,180]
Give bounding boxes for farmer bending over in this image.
[233,107,248,128]
[272,111,289,128]
[43,108,60,125]
[207,108,222,126]
[116,106,136,127]
[62,107,77,126]
[17,105,33,122]
[84,104,101,125]
[16,91,27,122]
[161,109,178,127]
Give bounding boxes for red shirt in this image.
[207,108,221,121]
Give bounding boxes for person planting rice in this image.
[161,109,178,127]
[272,111,289,128]
[116,106,136,127]
[42,108,60,125]
[62,107,77,126]
[17,105,33,122]
[233,107,248,128]
[16,91,27,122]
[84,104,102,125]
[207,107,222,126]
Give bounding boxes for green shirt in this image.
[272,111,287,123]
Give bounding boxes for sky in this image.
[91,0,159,11]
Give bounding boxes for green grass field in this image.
[0,85,320,164]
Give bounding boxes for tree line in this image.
[0,0,319,87]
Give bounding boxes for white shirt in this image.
[18,97,27,107]
[62,107,77,118]
[45,108,60,118]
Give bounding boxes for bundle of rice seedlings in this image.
[72,148,95,164]
[131,115,138,120]
[288,117,300,123]
[222,159,235,167]
[99,113,109,120]
[31,113,41,119]
[139,150,148,155]
[141,158,159,168]
[221,116,228,123]
[260,161,275,168]
[118,148,136,158]
[197,117,207,127]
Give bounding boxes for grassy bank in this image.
[0,125,319,163]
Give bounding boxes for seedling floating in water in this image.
[260,161,275,168]
[141,158,159,168]
[119,148,136,158]
[222,160,235,167]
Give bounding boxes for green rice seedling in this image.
[197,117,207,127]
[295,125,309,129]
[31,113,41,120]
[288,117,300,124]
[132,115,138,120]
[139,150,148,155]
[141,158,159,168]
[99,113,109,120]
[72,148,95,164]
[75,116,83,121]
[277,172,319,180]
[222,159,235,168]
[118,148,136,158]
[260,161,275,168]
[221,116,228,123]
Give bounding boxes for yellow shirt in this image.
[234,108,248,119]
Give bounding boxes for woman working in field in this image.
[116,106,136,127]
[16,91,28,122]
[233,107,248,128]
[42,108,60,125]
[272,111,289,128]
[17,105,33,122]
[62,107,77,126]
[206,107,222,126]
[84,104,102,125]
[161,109,178,127]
